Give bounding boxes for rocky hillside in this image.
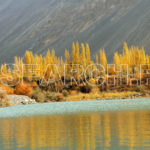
[0,0,149,62]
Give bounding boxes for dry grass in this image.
[66,91,136,101]
[0,88,12,107]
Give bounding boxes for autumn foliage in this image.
[0,85,14,94]
[14,82,33,97]
[0,42,150,87]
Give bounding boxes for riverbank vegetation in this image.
[0,88,11,107]
[0,42,150,106]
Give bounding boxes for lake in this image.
[0,100,150,150]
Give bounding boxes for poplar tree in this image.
[100,49,107,72]
[72,42,76,64]
[113,52,120,71]
[80,43,86,68]
[86,43,91,64]
[96,54,99,65]
[65,49,70,74]
[76,41,80,64]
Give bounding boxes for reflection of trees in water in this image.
[0,111,150,150]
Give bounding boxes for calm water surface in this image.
[0,110,150,150]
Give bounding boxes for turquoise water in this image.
[0,99,150,150]
[0,98,150,118]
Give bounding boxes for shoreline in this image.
[6,90,150,106]
[0,98,150,119]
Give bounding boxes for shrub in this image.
[14,82,33,97]
[0,85,14,94]
[56,93,64,101]
[31,81,38,88]
[0,88,11,107]
[135,86,147,94]
[91,87,100,94]
[46,92,64,102]
[32,87,45,103]
[69,90,78,95]
[80,84,92,93]
[62,90,69,97]
[88,78,96,85]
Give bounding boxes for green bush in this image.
[32,87,46,103]
[135,86,147,94]
[46,92,63,102]
[62,90,69,97]
[32,87,64,102]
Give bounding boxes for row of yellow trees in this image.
[0,42,150,82]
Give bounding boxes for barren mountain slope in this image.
[0,0,149,62]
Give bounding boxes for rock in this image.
[8,95,37,106]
